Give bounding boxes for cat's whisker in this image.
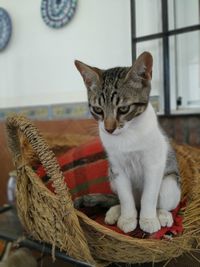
[87,124,99,136]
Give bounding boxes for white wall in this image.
[0,0,132,108]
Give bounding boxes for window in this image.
[131,0,200,114]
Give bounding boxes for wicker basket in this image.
[6,115,200,266]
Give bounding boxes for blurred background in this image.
[134,0,200,114]
[0,0,131,112]
[0,0,200,116]
[0,1,200,266]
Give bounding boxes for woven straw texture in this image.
[5,115,200,266]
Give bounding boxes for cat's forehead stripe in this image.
[110,91,117,102]
[111,91,120,106]
[98,93,105,106]
[102,67,128,91]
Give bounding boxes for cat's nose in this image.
[105,128,115,134]
[104,118,116,134]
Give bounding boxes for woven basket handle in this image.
[6,115,97,265]
[6,115,71,200]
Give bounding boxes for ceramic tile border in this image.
[0,102,91,121]
[0,97,159,121]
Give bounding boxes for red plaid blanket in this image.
[36,137,184,239]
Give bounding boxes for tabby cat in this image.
[75,52,181,234]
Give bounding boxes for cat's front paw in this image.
[105,205,120,225]
[117,215,137,233]
[157,209,173,227]
[139,217,161,233]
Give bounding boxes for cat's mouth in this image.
[101,126,122,136]
[99,121,124,136]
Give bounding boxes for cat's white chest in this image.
[123,151,143,188]
[118,151,143,189]
[103,137,144,190]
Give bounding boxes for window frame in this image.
[130,0,200,115]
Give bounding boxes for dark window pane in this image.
[168,0,200,30]
[135,0,162,37]
[170,31,200,110]
[136,39,163,112]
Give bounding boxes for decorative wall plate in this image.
[0,8,12,51]
[41,0,78,29]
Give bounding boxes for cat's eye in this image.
[92,106,103,114]
[118,105,130,114]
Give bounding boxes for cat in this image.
[75,52,181,234]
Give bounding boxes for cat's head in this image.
[75,52,153,135]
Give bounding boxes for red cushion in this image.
[37,137,112,200]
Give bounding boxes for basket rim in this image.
[25,164,199,246]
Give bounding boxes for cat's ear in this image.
[125,52,153,82]
[74,60,102,89]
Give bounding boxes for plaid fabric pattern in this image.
[37,137,112,200]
